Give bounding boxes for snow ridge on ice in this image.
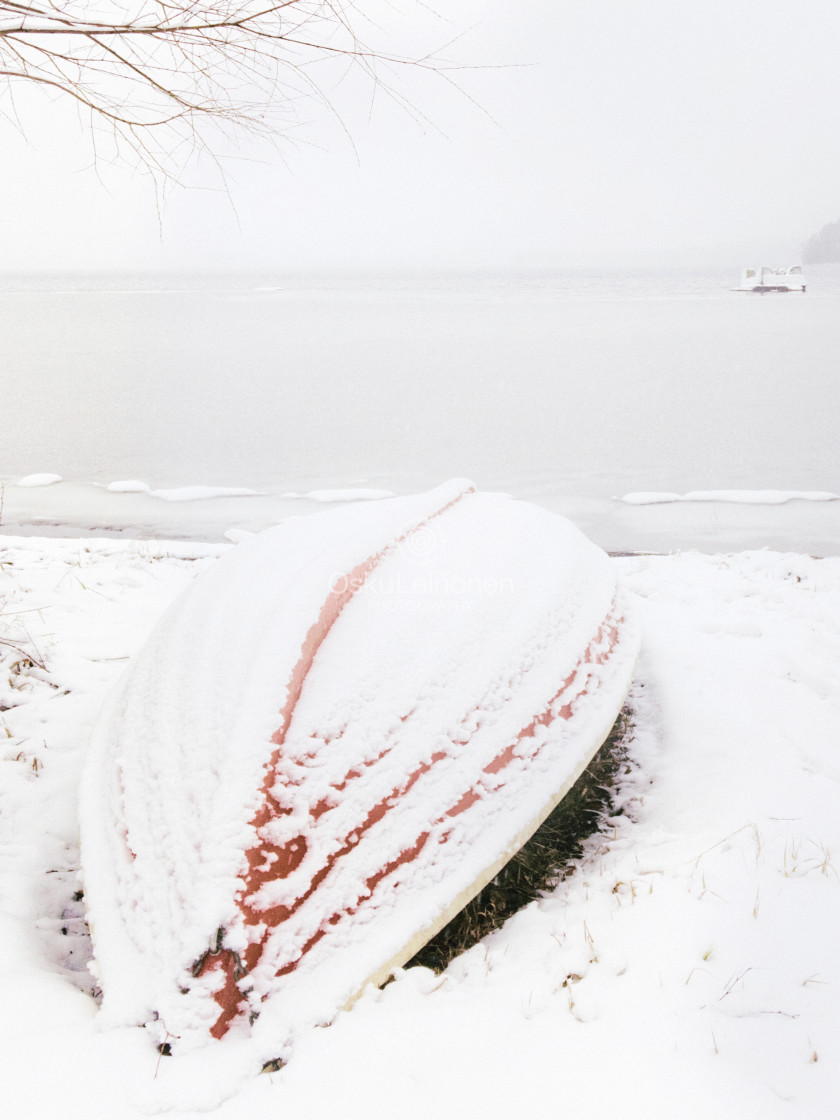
[621,489,839,505]
[150,486,264,502]
[302,488,396,502]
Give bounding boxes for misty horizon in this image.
[3,0,840,273]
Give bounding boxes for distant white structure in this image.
[734,265,807,293]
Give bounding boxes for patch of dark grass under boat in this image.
[407,706,634,974]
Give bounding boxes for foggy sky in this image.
[2,0,839,272]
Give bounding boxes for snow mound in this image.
[16,473,63,487]
[79,480,637,1069]
[106,480,151,493]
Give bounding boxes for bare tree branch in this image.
[0,0,469,182]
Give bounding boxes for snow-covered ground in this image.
[1,530,839,1118]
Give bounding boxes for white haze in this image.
[2,0,840,272]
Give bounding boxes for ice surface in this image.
[5,269,840,517]
[5,257,840,557]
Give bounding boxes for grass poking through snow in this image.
[408,707,635,973]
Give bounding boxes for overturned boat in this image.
[80,481,638,1064]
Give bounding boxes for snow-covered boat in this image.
[733,266,806,293]
[79,481,638,1062]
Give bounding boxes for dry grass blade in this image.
[0,634,47,671]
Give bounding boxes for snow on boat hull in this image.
[80,481,638,1059]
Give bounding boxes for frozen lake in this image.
[3,266,840,551]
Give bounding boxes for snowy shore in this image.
[1,524,839,1119]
